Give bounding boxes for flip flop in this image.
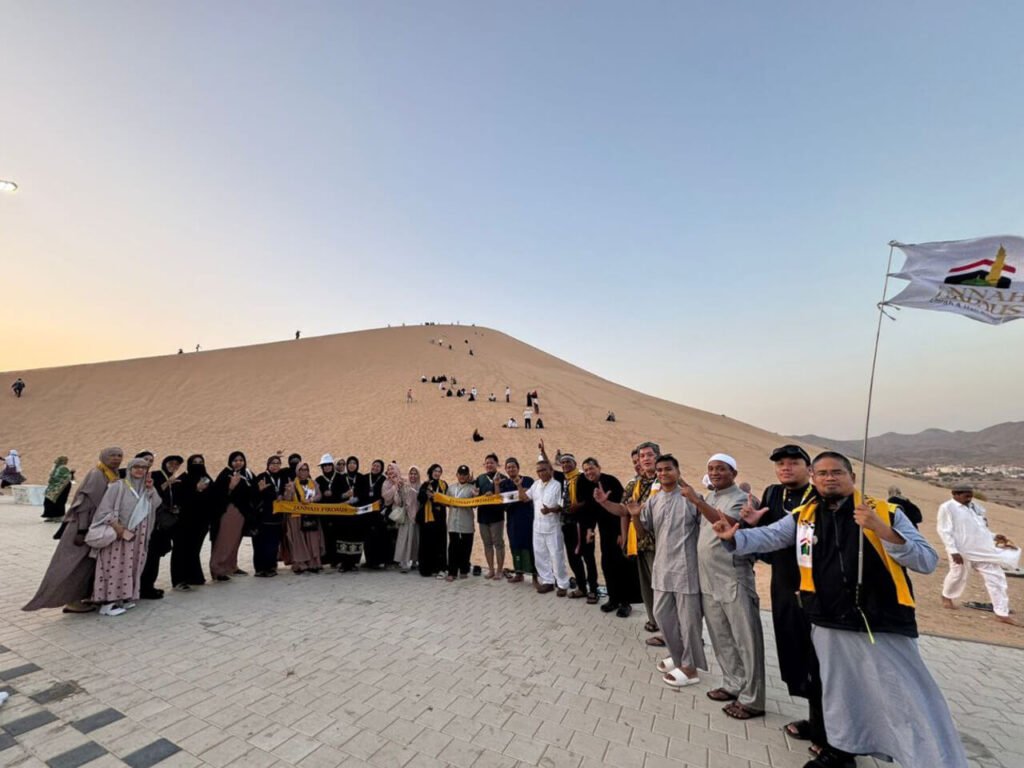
[662,668,699,688]
[656,657,676,673]
[645,636,666,647]
[783,720,813,740]
[643,620,659,632]
[723,702,765,720]
[706,688,737,702]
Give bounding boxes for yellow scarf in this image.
[795,491,914,607]
[564,468,580,505]
[625,476,660,557]
[424,479,448,523]
[97,462,118,483]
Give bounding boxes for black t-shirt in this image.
[576,473,623,529]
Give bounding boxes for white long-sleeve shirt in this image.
[936,499,1020,568]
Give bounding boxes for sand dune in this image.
[2,325,1021,646]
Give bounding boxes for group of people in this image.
[23,434,992,768]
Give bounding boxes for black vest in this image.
[800,497,919,638]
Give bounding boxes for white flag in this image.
[887,236,1024,324]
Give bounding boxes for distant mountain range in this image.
[794,421,1024,468]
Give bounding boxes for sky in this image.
[4,1,1023,439]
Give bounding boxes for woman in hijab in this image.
[363,459,391,569]
[171,454,214,589]
[335,456,367,571]
[210,451,257,581]
[383,463,421,573]
[1,449,25,487]
[416,464,448,578]
[139,455,184,599]
[280,462,324,574]
[253,455,287,577]
[85,457,161,616]
[42,456,73,520]
[24,447,124,612]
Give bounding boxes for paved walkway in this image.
[1,498,1020,768]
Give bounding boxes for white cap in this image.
[707,453,737,472]
[319,453,335,466]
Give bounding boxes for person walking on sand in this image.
[523,408,532,430]
[505,385,511,403]
[11,378,26,398]
[938,484,1020,625]
[24,447,124,613]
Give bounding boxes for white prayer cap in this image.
[319,453,335,466]
[707,453,737,472]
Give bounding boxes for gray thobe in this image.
[730,507,967,767]
[697,484,765,708]
[639,488,707,671]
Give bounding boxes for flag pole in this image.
[856,242,898,637]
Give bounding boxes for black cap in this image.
[457,464,471,475]
[769,444,811,464]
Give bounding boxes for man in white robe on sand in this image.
[938,484,1020,624]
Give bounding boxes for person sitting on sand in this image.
[472,429,484,442]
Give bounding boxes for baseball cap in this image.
[769,444,811,464]
[457,464,471,475]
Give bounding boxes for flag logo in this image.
[943,245,1015,288]
[887,236,1024,325]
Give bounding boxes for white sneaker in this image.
[0,691,9,706]
[99,604,126,617]
[121,602,137,610]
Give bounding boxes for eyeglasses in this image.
[813,469,849,478]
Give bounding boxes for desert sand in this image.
[2,324,1021,646]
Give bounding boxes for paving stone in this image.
[0,731,17,751]
[0,663,43,681]
[45,741,107,768]
[31,682,82,705]
[3,709,59,736]
[122,739,181,768]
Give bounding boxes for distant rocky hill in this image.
[794,421,1024,468]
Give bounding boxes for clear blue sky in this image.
[4,1,1023,438]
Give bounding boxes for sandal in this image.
[586,593,599,604]
[568,589,586,599]
[783,720,813,741]
[643,620,659,633]
[656,657,676,673]
[662,667,699,689]
[645,636,666,647]
[723,702,765,720]
[706,688,737,702]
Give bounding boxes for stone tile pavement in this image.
[1,498,1021,768]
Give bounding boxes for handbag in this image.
[388,505,407,525]
[157,504,181,531]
